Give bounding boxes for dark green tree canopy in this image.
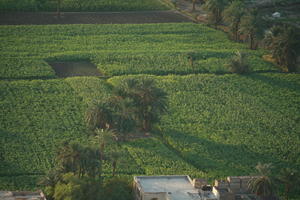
[264,24,300,72]
[223,0,245,41]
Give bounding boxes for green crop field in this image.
[0,23,299,196]
[1,74,299,190]
[0,23,275,79]
[0,0,167,12]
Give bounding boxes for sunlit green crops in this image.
[0,23,299,192]
[0,23,275,79]
[0,0,167,12]
[109,74,300,179]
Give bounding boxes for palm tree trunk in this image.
[250,34,254,50]
[57,0,61,18]
[192,0,196,11]
[112,160,117,177]
[100,143,105,160]
[285,185,290,200]
[142,119,150,132]
[235,24,239,41]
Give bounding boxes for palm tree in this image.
[39,169,61,187]
[239,9,265,49]
[67,143,83,177]
[115,78,168,132]
[109,151,123,177]
[264,25,300,72]
[80,147,102,178]
[56,142,103,178]
[111,97,136,138]
[223,0,245,41]
[56,142,75,173]
[94,128,115,160]
[85,102,113,130]
[226,51,249,74]
[203,0,227,25]
[277,168,299,200]
[248,163,275,200]
[192,0,198,11]
[56,142,84,177]
[56,0,62,18]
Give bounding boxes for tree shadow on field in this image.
[246,73,300,93]
[160,129,291,178]
[0,129,36,177]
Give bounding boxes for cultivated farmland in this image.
[0,23,275,79]
[0,22,299,196]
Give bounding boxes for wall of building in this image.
[143,192,168,200]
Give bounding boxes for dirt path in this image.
[0,10,191,25]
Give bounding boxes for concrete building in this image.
[0,191,47,200]
[133,175,267,200]
[133,175,218,200]
[213,176,261,200]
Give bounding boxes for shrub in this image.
[226,51,249,74]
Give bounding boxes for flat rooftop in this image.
[135,175,201,200]
[0,191,46,200]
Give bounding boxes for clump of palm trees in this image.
[248,162,299,200]
[239,9,265,50]
[86,77,168,139]
[202,0,300,72]
[39,77,167,200]
[203,0,227,26]
[39,139,128,200]
[223,0,245,41]
[39,141,103,200]
[264,25,300,72]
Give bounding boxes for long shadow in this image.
[246,73,300,93]
[0,129,46,177]
[159,129,294,178]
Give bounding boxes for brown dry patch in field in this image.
[48,61,102,78]
[0,11,191,25]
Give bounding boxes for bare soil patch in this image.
[49,61,102,78]
[0,11,191,25]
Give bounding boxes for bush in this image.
[226,51,249,74]
[103,177,132,200]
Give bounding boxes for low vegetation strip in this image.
[0,23,275,79]
[0,0,168,12]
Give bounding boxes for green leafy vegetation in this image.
[153,74,300,179]
[0,23,276,80]
[0,22,299,200]
[1,73,299,193]
[223,0,245,41]
[264,25,300,72]
[226,51,249,74]
[0,0,167,12]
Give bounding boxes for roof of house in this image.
[134,175,202,200]
[0,191,46,200]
